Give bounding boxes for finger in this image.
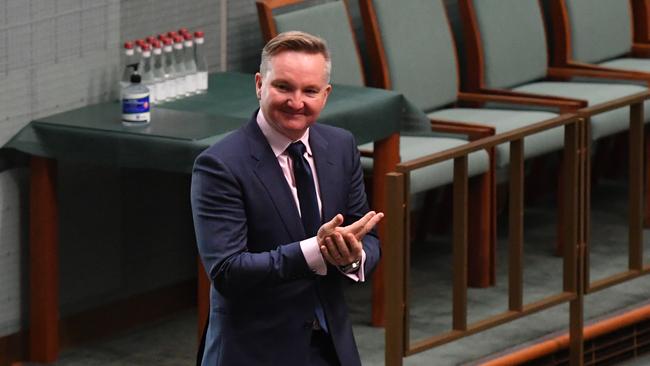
[323,236,342,260]
[320,244,337,266]
[318,214,344,238]
[332,232,353,264]
[343,211,384,241]
[344,232,363,260]
[360,212,384,236]
[340,211,375,236]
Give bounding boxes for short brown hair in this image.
[259,31,331,82]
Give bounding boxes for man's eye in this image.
[305,89,319,95]
[275,84,290,91]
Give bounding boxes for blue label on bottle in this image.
[122,96,150,114]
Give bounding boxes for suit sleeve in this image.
[342,134,381,278]
[191,152,313,298]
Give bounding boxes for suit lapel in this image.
[245,119,306,242]
[309,127,338,223]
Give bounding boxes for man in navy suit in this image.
[191,31,383,366]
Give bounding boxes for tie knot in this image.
[287,141,307,160]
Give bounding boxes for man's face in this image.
[255,51,332,141]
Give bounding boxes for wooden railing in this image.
[384,93,649,366]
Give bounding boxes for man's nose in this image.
[287,92,305,109]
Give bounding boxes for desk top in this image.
[4,72,416,173]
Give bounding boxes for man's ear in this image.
[255,72,263,99]
[322,84,332,102]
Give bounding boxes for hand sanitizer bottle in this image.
[122,66,150,126]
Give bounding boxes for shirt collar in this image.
[256,109,312,158]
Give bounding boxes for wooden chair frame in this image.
[541,0,650,231]
[633,0,650,44]
[549,0,650,69]
[358,0,584,290]
[459,0,650,292]
[357,0,500,289]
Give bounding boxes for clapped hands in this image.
[316,211,384,269]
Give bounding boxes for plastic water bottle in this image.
[122,68,150,126]
[140,43,157,104]
[118,41,137,100]
[162,37,179,100]
[172,35,188,97]
[194,31,208,94]
[151,40,167,103]
[182,33,198,95]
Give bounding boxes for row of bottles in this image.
[120,28,208,105]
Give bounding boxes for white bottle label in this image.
[198,71,208,91]
[154,82,166,103]
[185,74,197,94]
[176,76,187,97]
[122,92,150,123]
[165,78,177,100]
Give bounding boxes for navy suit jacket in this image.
[191,114,381,366]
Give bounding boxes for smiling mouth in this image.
[281,109,307,116]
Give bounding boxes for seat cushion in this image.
[512,81,650,140]
[598,58,650,73]
[427,108,561,168]
[359,136,489,194]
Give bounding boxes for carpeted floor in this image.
[53,178,650,365]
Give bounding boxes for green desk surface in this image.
[4,72,423,173]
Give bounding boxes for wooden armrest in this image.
[632,43,650,58]
[358,149,373,158]
[430,118,494,141]
[458,90,587,112]
[548,66,650,86]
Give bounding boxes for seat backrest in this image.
[460,0,548,89]
[563,0,632,63]
[256,0,364,86]
[360,0,459,112]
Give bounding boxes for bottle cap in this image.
[146,36,156,44]
[183,33,193,41]
[167,31,178,38]
[179,28,189,35]
[152,39,162,48]
[124,41,134,49]
[163,38,173,46]
[130,73,142,83]
[194,31,204,38]
[141,43,150,51]
[173,35,184,43]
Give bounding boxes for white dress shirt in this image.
[256,110,365,281]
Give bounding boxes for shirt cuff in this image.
[300,236,327,275]
[340,250,366,282]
